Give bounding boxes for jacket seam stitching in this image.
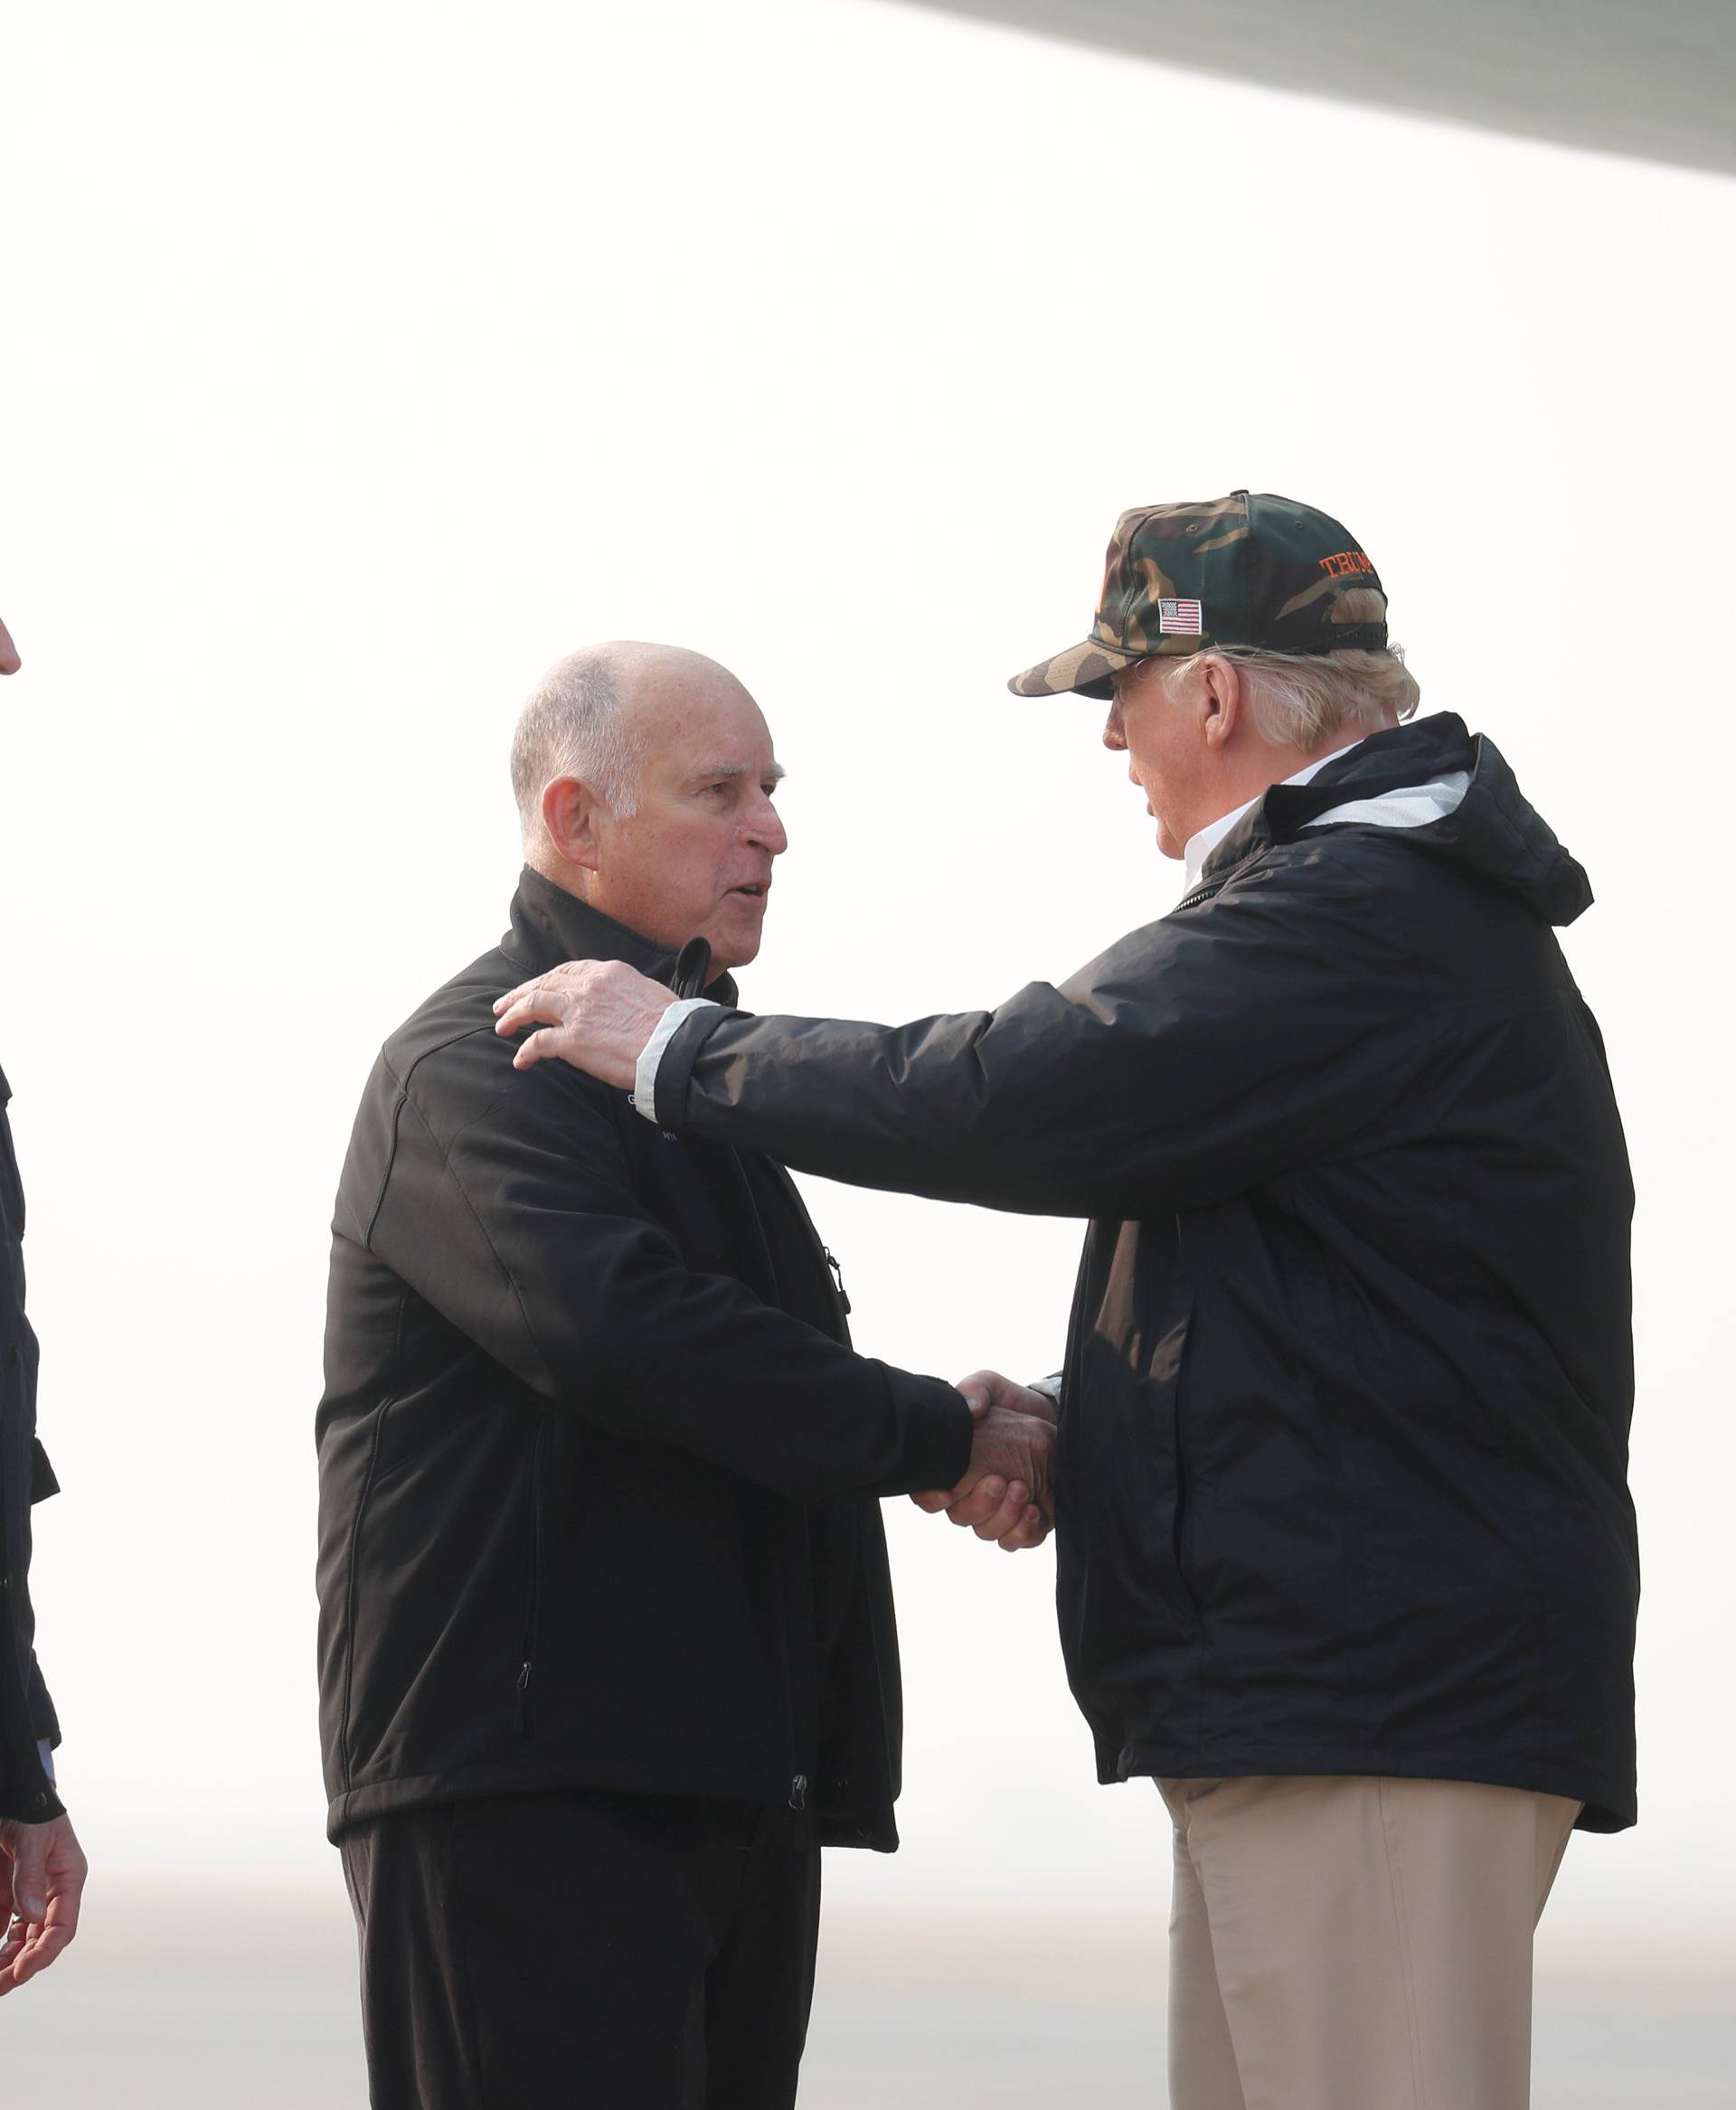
[392,1081,563,1396]
[363,1088,409,1255]
[369,1020,531,1259]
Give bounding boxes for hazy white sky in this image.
[2,0,1731,1934]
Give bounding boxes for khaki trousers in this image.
[1157,1775,1580,2110]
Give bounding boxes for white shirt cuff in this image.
[37,1738,54,1784]
[632,998,722,1124]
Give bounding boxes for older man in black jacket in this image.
[1,610,88,1998]
[318,641,1051,2109]
[496,497,1640,2110]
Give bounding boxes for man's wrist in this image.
[632,998,722,1125]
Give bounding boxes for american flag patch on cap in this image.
[1157,598,1203,636]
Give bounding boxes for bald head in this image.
[511,641,749,847]
[512,639,788,973]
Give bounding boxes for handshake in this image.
[914,1369,1057,1554]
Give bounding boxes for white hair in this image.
[1162,589,1420,748]
[510,647,646,844]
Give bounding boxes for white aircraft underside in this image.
[888,0,1736,175]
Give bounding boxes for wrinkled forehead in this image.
[636,675,780,779]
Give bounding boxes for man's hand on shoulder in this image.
[0,1812,87,1994]
[912,1369,1058,1554]
[494,961,676,1091]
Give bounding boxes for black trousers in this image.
[340,1790,821,2110]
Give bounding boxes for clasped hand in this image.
[491,972,1058,1551]
[914,1370,1057,1553]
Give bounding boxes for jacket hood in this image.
[1215,712,1594,928]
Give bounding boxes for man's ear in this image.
[1199,655,1243,750]
[541,776,605,873]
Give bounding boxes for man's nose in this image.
[1102,702,1126,751]
[744,797,788,857]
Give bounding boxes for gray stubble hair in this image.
[510,646,646,844]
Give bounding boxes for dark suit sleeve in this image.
[357,1041,971,1505]
[0,1744,64,1823]
[21,1461,61,1755]
[2,1079,67,1819]
[656,858,1440,1220]
[25,1653,60,1748]
[0,1464,66,1819]
[29,1439,59,1502]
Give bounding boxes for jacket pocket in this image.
[515,1417,552,1734]
[1161,1301,1202,1619]
[336,1401,391,1785]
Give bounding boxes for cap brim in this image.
[1006,637,1140,701]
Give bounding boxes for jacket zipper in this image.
[1176,843,1274,912]
[750,1158,836,1808]
[823,1247,852,1316]
[760,1159,853,1330]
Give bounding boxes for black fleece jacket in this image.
[316,873,971,1846]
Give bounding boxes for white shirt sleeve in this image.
[632,998,723,1124]
[37,1738,54,1784]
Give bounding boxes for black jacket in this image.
[316,871,971,1847]
[650,716,1640,1832]
[1,1064,64,1825]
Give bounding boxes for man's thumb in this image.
[11,1833,48,1920]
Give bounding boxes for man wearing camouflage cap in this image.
[492,494,1639,2110]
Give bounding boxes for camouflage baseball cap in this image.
[1009,490,1389,700]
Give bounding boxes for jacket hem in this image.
[0,1784,65,1823]
[1106,1741,1636,1833]
[326,1755,897,1847]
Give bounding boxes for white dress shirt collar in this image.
[1181,739,1365,894]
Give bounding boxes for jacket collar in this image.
[503,866,741,1003]
[1196,713,1477,887]
[1191,711,1592,926]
